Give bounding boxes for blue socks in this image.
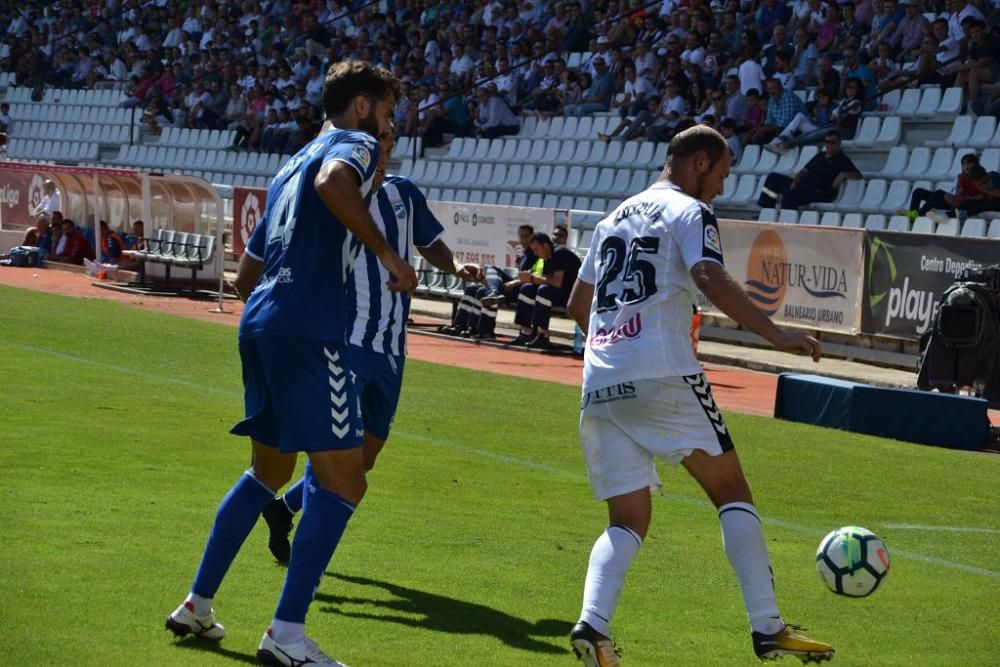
[274,474,355,624]
[283,478,305,513]
[192,471,275,598]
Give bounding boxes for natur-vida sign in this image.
[697,220,865,335]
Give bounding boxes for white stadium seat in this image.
[887,215,911,232]
[877,146,908,179]
[935,217,960,236]
[927,116,973,148]
[758,208,778,222]
[857,179,888,213]
[924,148,955,180]
[819,212,842,226]
[879,180,912,214]
[864,214,887,230]
[844,117,879,149]
[777,209,798,224]
[841,213,864,228]
[960,218,987,237]
[797,210,819,225]
[911,216,935,234]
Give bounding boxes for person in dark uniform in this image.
[444,224,538,340]
[511,231,582,349]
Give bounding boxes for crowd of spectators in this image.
[3,0,999,159]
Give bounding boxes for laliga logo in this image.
[0,184,20,209]
[240,193,261,246]
[28,175,44,212]
[744,230,788,316]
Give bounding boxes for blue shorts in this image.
[231,337,364,453]
[346,345,404,441]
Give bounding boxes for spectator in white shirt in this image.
[680,33,706,68]
[31,181,61,221]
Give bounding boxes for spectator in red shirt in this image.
[52,220,96,265]
[902,153,981,220]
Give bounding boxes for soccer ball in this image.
[815,526,889,597]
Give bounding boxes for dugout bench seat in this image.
[123,228,218,294]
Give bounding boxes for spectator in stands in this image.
[599,67,656,141]
[866,0,903,56]
[871,41,900,81]
[815,56,842,97]
[767,78,863,151]
[422,82,472,149]
[890,0,928,61]
[444,224,538,340]
[840,49,879,110]
[720,118,744,162]
[472,84,519,139]
[955,20,999,105]
[599,95,662,142]
[99,220,126,265]
[564,56,614,117]
[902,154,982,221]
[740,88,766,142]
[772,52,796,92]
[51,219,95,265]
[645,79,692,143]
[510,232,582,350]
[720,75,749,126]
[0,133,7,161]
[746,77,805,145]
[961,167,1000,219]
[738,43,767,97]
[791,28,819,87]
[758,130,862,210]
[0,103,10,132]
[30,180,61,221]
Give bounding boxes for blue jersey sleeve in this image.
[406,181,445,248]
[323,131,380,197]
[245,208,267,261]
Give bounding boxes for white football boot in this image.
[165,601,226,641]
[257,629,350,666]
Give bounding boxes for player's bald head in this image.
[667,125,729,169]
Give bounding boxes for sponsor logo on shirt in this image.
[352,145,372,171]
[589,312,642,348]
[704,223,722,256]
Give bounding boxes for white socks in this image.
[184,592,212,617]
[579,525,643,637]
[718,502,783,635]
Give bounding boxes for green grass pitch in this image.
[1,284,998,665]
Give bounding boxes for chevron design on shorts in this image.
[683,373,734,451]
[324,346,351,439]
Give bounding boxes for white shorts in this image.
[579,373,734,501]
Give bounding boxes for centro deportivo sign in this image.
[863,231,997,339]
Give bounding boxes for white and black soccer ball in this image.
[816,526,889,597]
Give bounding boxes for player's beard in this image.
[358,103,380,137]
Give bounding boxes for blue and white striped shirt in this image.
[346,175,444,356]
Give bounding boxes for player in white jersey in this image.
[564,126,834,666]
[260,130,483,563]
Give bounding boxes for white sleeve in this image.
[675,203,724,270]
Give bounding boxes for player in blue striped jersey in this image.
[167,62,415,667]
[261,130,483,563]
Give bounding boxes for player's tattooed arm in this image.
[692,260,820,362]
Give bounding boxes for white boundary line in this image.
[881,523,1000,535]
[4,338,1000,581]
